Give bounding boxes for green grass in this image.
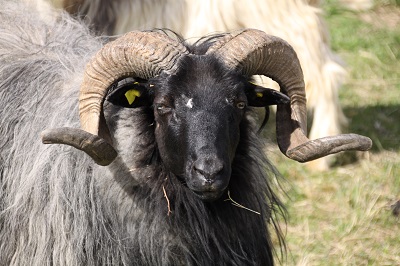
[273,1,400,265]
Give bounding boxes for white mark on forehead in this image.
[186,98,194,109]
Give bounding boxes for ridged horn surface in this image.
[79,30,189,139]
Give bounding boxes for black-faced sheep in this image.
[0,1,372,265]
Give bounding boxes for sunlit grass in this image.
[273,1,400,265]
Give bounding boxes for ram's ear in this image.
[246,82,290,107]
[106,77,152,108]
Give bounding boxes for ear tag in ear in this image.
[125,89,141,105]
[256,92,264,98]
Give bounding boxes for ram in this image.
[45,0,370,170]
[0,1,372,265]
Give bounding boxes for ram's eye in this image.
[236,102,246,109]
[106,77,148,108]
[155,104,172,115]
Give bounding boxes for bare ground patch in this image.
[360,5,400,29]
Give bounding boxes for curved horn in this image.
[41,128,117,166]
[207,29,372,162]
[42,31,189,165]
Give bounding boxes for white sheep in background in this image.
[339,0,374,11]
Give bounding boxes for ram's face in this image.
[152,57,248,201]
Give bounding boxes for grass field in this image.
[272,1,400,265]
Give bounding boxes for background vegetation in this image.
[272,0,400,264]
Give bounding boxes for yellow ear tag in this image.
[125,89,141,105]
[256,92,264,98]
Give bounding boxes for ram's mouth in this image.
[192,190,224,202]
[189,184,227,202]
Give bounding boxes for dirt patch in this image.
[360,5,400,30]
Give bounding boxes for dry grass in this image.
[271,0,400,265]
[276,152,400,265]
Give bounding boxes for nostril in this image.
[193,165,207,177]
[193,158,224,181]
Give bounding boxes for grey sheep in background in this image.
[0,1,372,265]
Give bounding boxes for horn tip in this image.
[40,127,118,166]
[286,133,373,163]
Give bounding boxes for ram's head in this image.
[42,29,372,201]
